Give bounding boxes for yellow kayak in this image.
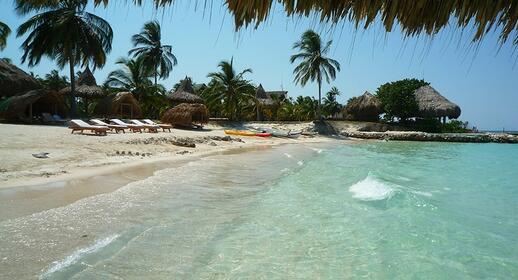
[224,130,257,136]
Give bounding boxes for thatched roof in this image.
[414,85,461,119]
[168,77,204,104]
[0,89,67,121]
[60,66,104,98]
[344,91,383,121]
[161,103,209,126]
[0,60,41,98]
[222,1,518,47]
[255,84,287,106]
[93,91,142,118]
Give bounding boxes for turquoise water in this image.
[1,141,518,279]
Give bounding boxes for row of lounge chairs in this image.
[69,119,172,136]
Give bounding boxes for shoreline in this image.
[0,124,338,221]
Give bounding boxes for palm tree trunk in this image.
[69,56,77,118]
[317,81,322,120]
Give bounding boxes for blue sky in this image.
[1,1,517,130]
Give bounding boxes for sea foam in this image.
[349,175,396,201]
[40,234,119,279]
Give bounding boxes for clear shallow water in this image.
[1,141,518,279]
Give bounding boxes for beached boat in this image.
[224,130,271,137]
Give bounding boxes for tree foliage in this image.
[129,20,177,85]
[16,0,113,117]
[290,30,340,120]
[322,86,342,118]
[376,78,429,121]
[39,70,69,91]
[202,59,255,121]
[0,21,11,50]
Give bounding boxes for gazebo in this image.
[167,77,204,106]
[414,85,461,123]
[0,89,67,122]
[161,103,209,128]
[60,66,105,115]
[93,91,142,119]
[343,91,383,121]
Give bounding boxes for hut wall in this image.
[94,92,142,118]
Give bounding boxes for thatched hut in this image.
[414,85,461,122]
[0,60,41,98]
[343,91,383,121]
[255,84,288,120]
[167,77,204,105]
[0,89,67,122]
[161,103,209,127]
[60,66,105,114]
[93,92,142,118]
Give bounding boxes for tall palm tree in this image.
[205,59,254,120]
[290,30,340,120]
[16,0,113,117]
[105,57,153,101]
[129,21,177,85]
[0,22,10,50]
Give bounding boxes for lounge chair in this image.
[68,119,109,136]
[91,119,127,133]
[143,119,172,132]
[110,119,143,133]
[130,119,159,133]
[52,114,67,123]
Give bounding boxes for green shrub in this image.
[376,78,429,121]
[440,120,471,133]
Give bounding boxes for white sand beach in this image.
[0,122,338,220]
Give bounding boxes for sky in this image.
[1,1,517,130]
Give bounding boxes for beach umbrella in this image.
[344,91,383,121]
[414,85,461,122]
[0,60,41,98]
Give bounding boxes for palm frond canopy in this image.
[0,60,41,98]
[16,0,113,69]
[129,20,177,83]
[168,77,203,104]
[344,91,383,121]
[0,89,67,121]
[414,85,461,119]
[0,21,11,50]
[161,103,209,126]
[60,66,104,98]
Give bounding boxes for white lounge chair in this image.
[110,119,143,133]
[130,119,159,133]
[143,119,172,132]
[68,119,109,136]
[91,119,127,133]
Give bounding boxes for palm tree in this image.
[105,57,153,101]
[323,86,342,118]
[0,21,10,50]
[205,59,254,120]
[40,70,69,91]
[129,21,177,85]
[290,30,340,120]
[16,0,113,117]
